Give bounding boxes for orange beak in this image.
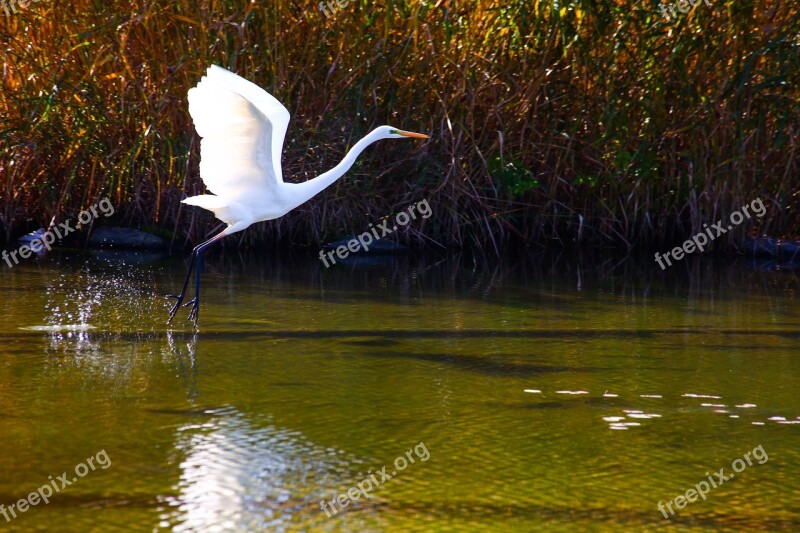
[398,130,429,139]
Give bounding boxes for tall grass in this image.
[1,0,798,253]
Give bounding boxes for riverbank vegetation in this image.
[1,0,798,253]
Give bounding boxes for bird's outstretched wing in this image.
[187,65,290,200]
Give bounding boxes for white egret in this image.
[167,65,428,326]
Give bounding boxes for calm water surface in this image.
[0,249,798,532]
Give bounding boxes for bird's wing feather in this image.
[187,65,291,200]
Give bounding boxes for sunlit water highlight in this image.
[0,250,798,531]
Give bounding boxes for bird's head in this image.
[377,125,429,140]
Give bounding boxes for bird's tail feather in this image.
[182,195,234,225]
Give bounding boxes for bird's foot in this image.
[166,293,185,324]
[166,294,200,328]
[186,297,200,328]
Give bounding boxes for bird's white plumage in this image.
[182,65,426,233]
[170,64,427,326]
[186,66,291,225]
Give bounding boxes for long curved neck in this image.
[291,129,385,202]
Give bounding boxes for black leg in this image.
[166,253,196,324]
[187,249,204,326]
[167,231,227,326]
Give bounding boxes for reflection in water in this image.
[158,407,349,532]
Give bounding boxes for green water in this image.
[0,250,798,532]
